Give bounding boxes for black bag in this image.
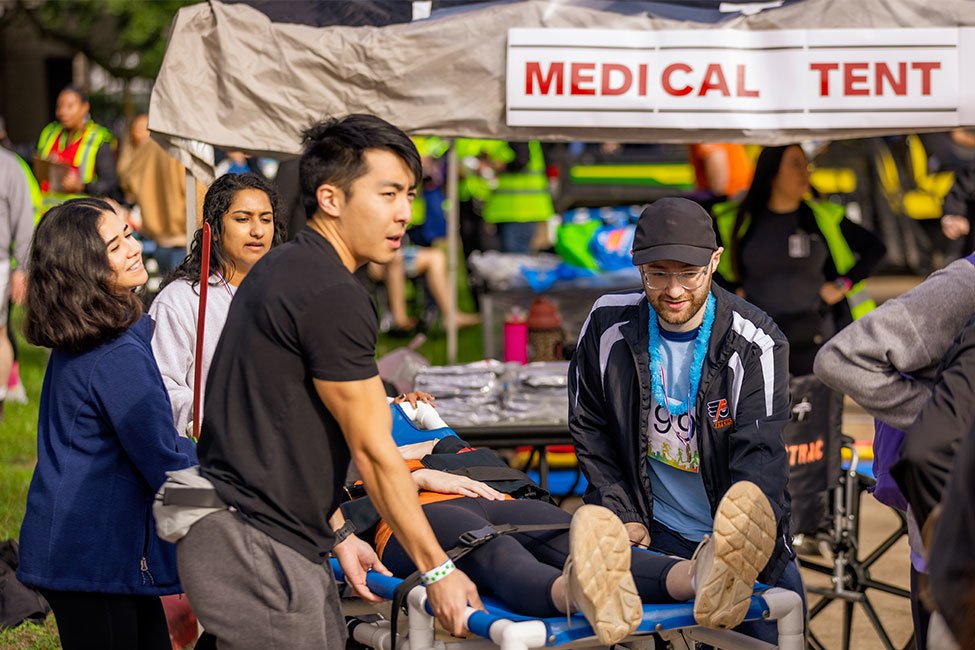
[0,540,50,629]
[783,374,843,535]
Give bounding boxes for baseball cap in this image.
[631,197,717,267]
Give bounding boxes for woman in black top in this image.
[715,145,886,375]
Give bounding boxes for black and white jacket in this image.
[568,284,795,584]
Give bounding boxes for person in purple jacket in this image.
[17,198,197,650]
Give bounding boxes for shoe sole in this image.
[693,481,776,630]
[569,505,643,645]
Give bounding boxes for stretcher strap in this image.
[389,522,571,644]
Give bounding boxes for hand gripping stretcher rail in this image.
[331,402,805,650]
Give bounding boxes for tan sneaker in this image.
[692,481,776,630]
[564,505,643,645]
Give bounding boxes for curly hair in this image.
[162,173,284,291]
[24,198,144,352]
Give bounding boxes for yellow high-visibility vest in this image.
[13,152,43,223]
[481,140,554,224]
[713,200,876,320]
[37,120,116,186]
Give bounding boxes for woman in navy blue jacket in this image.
[17,198,197,649]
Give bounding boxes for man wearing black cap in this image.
[568,197,802,642]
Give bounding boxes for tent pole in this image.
[446,142,459,364]
[185,168,197,253]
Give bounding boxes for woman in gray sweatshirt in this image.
[149,173,284,436]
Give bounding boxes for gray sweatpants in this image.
[177,510,346,650]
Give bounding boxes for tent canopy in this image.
[148,0,975,363]
[150,0,975,180]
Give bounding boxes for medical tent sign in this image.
[506,28,975,130]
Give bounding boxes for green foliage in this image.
[17,0,197,79]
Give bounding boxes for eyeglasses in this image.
[642,267,709,291]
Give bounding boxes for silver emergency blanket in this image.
[414,360,507,425]
[503,361,571,424]
[413,359,569,426]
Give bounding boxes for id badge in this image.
[788,233,811,258]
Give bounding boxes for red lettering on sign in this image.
[601,63,633,96]
[912,61,941,95]
[525,62,564,95]
[844,62,870,96]
[736,64,759,98]
[571,63,596,95]
[875,62,907,95]
[663,63,693,96]
[638,64,648,96]
[698,64,730,96]
[809,62,839,96]
[811,60,941,97]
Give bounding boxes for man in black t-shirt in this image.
[177,115,481,649]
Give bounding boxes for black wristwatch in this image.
[333,520,356,546]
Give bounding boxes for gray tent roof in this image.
[149,0,975,179]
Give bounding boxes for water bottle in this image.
[503,306,529,364]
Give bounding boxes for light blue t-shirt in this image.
[647,326,714,542]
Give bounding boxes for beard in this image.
[648,282,711,327]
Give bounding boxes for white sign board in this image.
[506,28,975,130]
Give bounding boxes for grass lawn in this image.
[0,302,485,648]
[0,308,60,647]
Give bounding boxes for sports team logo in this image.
[707,398,733,429]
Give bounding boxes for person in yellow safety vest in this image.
[36,86,120,200]
[712,144,886,376]
[481,140,555,253]
[455,139,513,259]
[13,153,43,224]
[457,139,513,202]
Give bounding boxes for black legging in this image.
[381,498,681,617]
[40,589,170,650]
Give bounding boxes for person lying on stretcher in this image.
[339,392,778,646]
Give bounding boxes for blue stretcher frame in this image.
[330,559,804,650]
[348,404,804,649]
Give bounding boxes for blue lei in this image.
[648,293,715,417]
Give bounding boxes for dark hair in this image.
[730,144,796,279]
[299,114,422,220]
[59,85,90,104]
[162,173,284,290]
[24,198,143,351]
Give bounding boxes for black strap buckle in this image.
[457,525,501,548]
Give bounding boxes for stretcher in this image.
[330,558,804,650]
[343,402,805,650]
